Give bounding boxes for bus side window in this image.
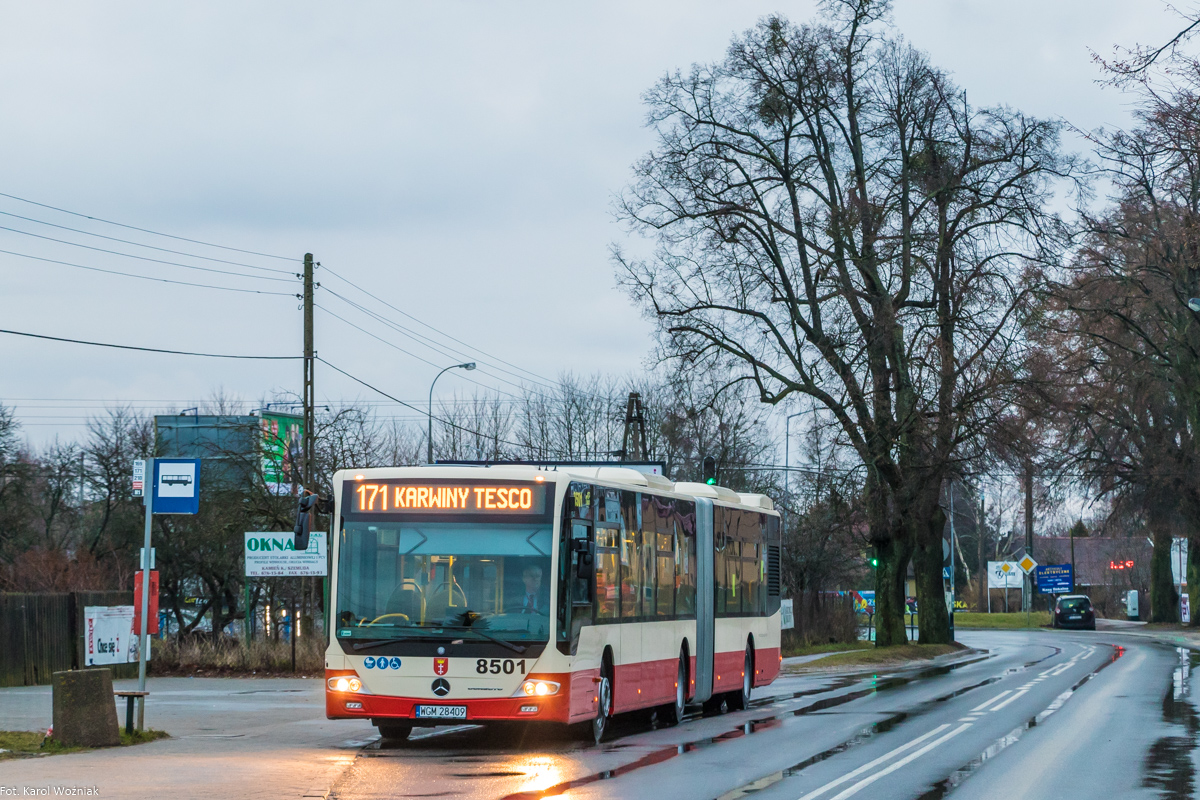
[714,508,728,615]
[620,490,641,618]
[676,501,697,616]
[745,512,764,615]
[595,526,620,620]
[655,499,675,618]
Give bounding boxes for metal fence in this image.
[0,591,137,687]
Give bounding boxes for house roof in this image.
[1033,536,1152,588]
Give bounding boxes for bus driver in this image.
[520,564,548,615]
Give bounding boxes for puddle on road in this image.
[496,650,1006,800]
[1142,647,1200,800]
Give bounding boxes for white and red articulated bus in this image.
[324,464,782,744]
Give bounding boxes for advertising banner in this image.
[260,412,303,496]
[987,561,1023,589]
[1034,564,1073,594]
[245,531,327,577]
[84,606,147,666]
[854,590,875,614]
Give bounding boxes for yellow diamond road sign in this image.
[1018,555,1038,574]
[1000,563,1013,573]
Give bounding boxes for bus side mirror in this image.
[572,538,594,578]
[293,494,319,552]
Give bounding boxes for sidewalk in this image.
[0,677,374,800]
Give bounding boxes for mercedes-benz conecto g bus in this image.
[323,465,782,744]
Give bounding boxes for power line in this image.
[317,302,523,400]
[323,287,559,393]
[0,191,298,261]
[0,209,295,274]
[0,247,295,296]
[316,356,556,453]
[0,328,302,359]
[321,265,564,390]
[0,224,295,282]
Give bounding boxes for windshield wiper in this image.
[349,628,527,654]
[351,635,444,651]
[436,625,528,654]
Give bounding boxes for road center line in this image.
[796,724,953,800]
[825,724,973,800]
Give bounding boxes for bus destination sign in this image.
[350,481,547,515]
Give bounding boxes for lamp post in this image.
[783,411,808,536]
[427,363,476,464]
[1189,298,1200,312]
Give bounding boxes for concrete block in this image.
[52,668,120,747]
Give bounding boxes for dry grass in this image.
[954,611,1051,629]
[785,643,962,673]
[151,636,325,676]
[0,729,169,760]
[783,640,874,658]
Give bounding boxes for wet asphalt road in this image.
[328,629,1200,800]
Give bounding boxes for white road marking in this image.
[971,690,1012,712]
[825,724,973,800]
[991,689,1029,711]
[796,724,953,800]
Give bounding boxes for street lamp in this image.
[1188,298,1200,312]
[428,363,476,464]
[782,411,808,535]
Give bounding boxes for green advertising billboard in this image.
[260,412,303,495]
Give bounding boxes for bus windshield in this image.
[336,520,553,643]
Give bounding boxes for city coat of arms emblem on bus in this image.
[434,657,448,676]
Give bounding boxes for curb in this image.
[781,646,985,676]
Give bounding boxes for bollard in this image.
[52,669,120,747]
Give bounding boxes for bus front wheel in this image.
[592,657,615,744]
[377,722,412,745]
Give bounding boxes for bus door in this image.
[693,497,715,704]
[565,521,593,649]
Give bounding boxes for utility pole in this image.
[977,488,986,613]
[300,252,314,673]
[1023,459,1033,614]
[303,253,315,495]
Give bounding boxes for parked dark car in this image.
[1053,594,1096,630]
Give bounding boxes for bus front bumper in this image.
[325,671,573,724]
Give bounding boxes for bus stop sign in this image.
[153,459,201,515]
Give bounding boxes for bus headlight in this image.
[328,676,363,693]
[515,680,560,697]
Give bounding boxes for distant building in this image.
[1035,536,1151,589]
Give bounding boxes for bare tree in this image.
[614,5,1072,643]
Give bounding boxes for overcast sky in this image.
[1,1,1188,447]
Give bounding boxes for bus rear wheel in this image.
[592,657,615,745]
[728,646,752,711]
[660,651,688,726]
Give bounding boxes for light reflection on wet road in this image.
[328,630,1200,800]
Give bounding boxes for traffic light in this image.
[702,455,717,485]
[868,547,878,569]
